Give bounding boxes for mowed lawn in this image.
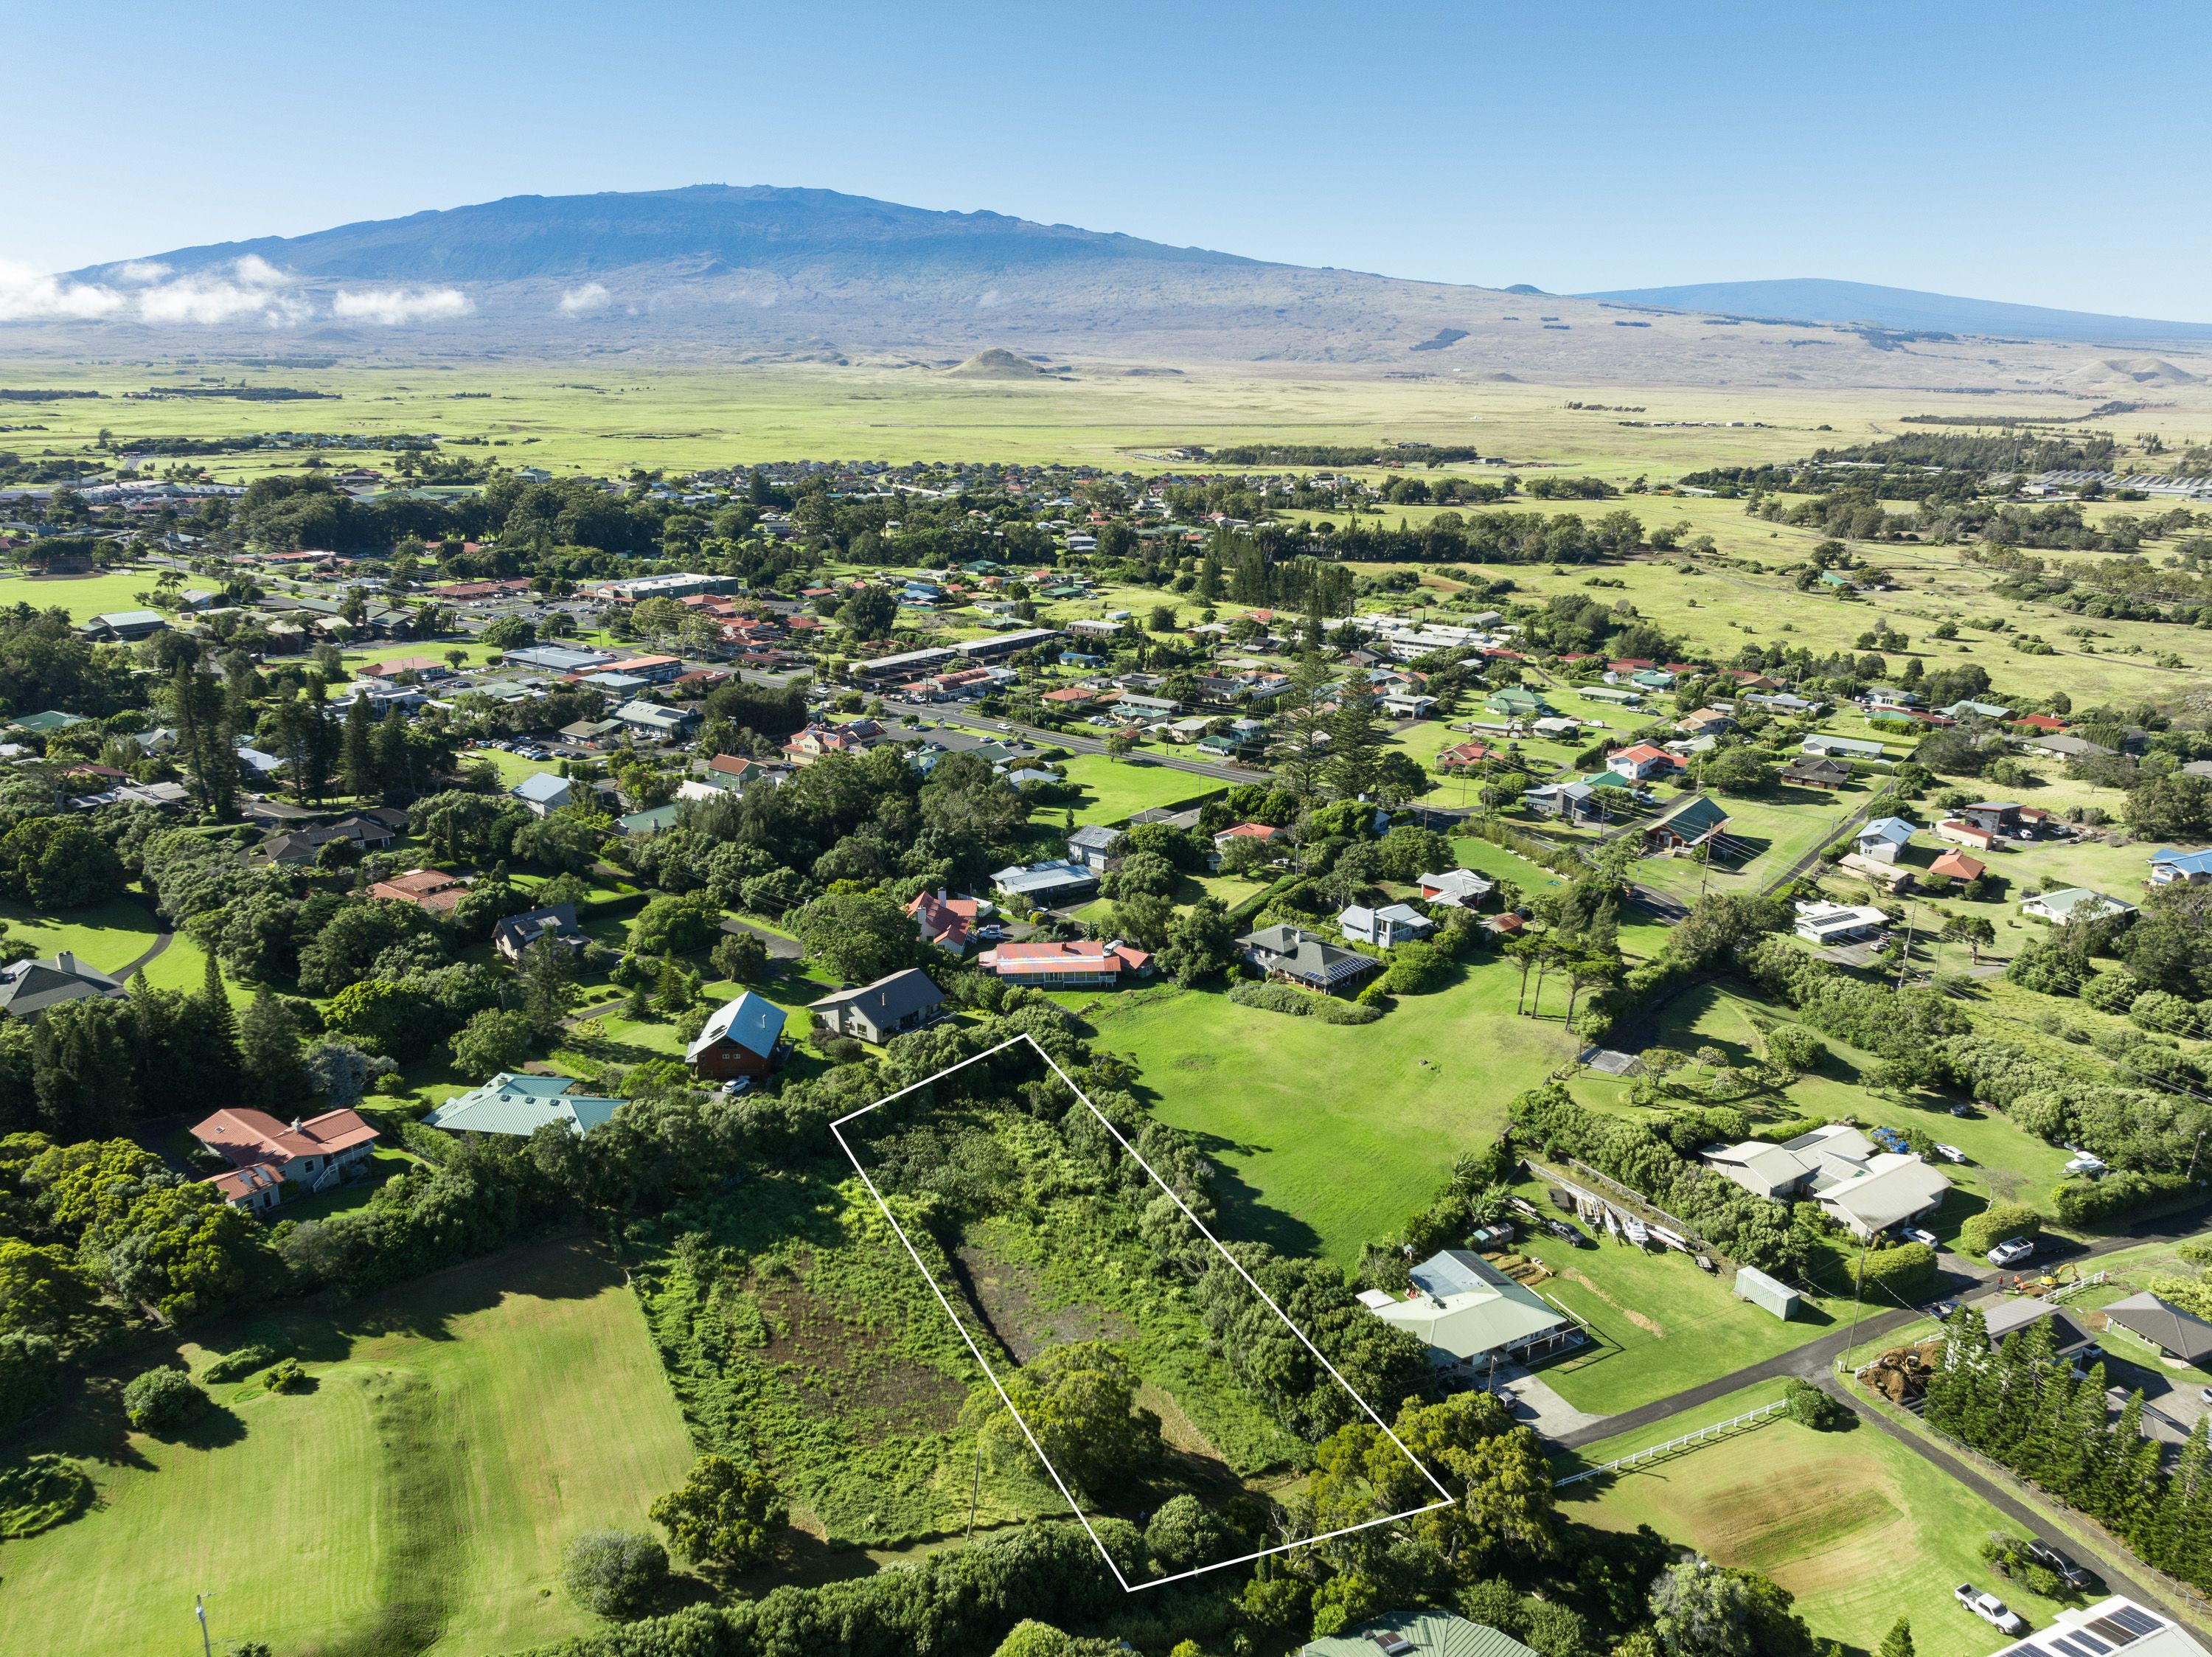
[2,566,170,622]
[1078,961,1576,1264]
[1052,752,1225,826]
[0,1240,696,1657]
[1565,1414,2073,1657]
[1504,1203,1846,1416]
[1,889,237,1003]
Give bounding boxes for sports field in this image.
[0,1239,696,1657]
[1566,1411,2074,1657]
[1079,960,1576,1265]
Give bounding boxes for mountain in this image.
[74,184,1261,287]
[15,188,2212,391]
[1578,278,2212,345]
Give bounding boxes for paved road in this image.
[1551,1198,2212,1452]
[111,929,174,982]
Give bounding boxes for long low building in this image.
[1703,1123,1950,1239]
[850,645,959,686]
[976,939,1152,987]
[955,627,1060,663]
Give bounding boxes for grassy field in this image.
[1565,1411,2074,1657]
[1076,961,1575,1265]
[0,1238,697,1657]
[0,886,226,1000]
[1050,751,1227,825]
[1506,1203,1847,1415]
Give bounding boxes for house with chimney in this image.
[190,1105,381,1208]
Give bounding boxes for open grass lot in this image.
[1573,982,2079,1224]
[1505,1203,1847,1415]
[1565,1413,2074,1657]
[1630,788,1868,903]
[0,1238,696,1657]
[0,886,223,1000]
[1051,751,1227,825]
[0,564,171,623]
[1077,963,1575,1265]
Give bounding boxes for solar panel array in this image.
[2011,1605,2168,1657]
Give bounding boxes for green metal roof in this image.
[1303,1613,1539,1657]
[422,1072,625,1137]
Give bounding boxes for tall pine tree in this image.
[239,989,307,1107]
[340,695,378,802]
[1325,671,1382,800]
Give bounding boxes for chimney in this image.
[56,951,77,973]
[291,1118,302,1131]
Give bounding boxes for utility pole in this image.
[965,1432,984,1543]
[1845,1232,1873,1366]
[195,1594,214,1657]
[1895,903,1916,992]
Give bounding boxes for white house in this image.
[1339,903,1434,948]
[1792,901,1887,945]
[1416,869,1494,909]
[2022,886,2137,925]
[1852,816,1918,864]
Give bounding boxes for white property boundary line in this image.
[829,1032,1454,1593]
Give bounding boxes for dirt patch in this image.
[1565,1268,1666,1337]
[1172,1053,1217,1071]
[955,1245,1132,1364]
[754,1276,964,1443]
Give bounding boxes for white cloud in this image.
[331,285,473,325]
[557,282,610,316]
[136,257,306,326]
[112,259,173,284]
[0,259,128,322]
[976,288,1004,309]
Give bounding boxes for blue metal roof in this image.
[686,991,787,1062]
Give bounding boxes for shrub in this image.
[1764,1024,1829,1074]
[1226,980,1381,1024]
[0,1453,94,1539]
[2053,1168,2194,1228]
[560,1529,669,1619]
[1959,1203,2042,1257]
[122,1366,207,1435]
[0,1331,63,1434]
[204,1343,284,1383]
[261,1358,308,1392]
[1783,1378,1851,1430]
[2128,989,2197,1036]
[1854,1241,1938,1296]
[1381,939,1450,995]
[2081,970,2143,1016]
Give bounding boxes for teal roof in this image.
[617,803,680,836]
[422,1072,625,1137]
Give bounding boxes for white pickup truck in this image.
[1955,1584,2028,1636]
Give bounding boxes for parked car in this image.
[2023,1540,2092,1590]
[1933,1144,1968,1164]
[2063,1153,2108,1178]
[720,1077,752,1097]
[1987,1237,2037,1268]
[976,924,1004,941]
[1902,1227,1938,1248]
[1955,1586,2027,1636]
[1950,1103,1978,1118]
[1545,1219,1587,1246]
[2199,1385,2212,1406]
[1930,1299,1960,1319]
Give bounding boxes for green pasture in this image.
[0,566,171,623]
[0,1238,696,1657]
[1076,961,1576,1265]
[1051,752,1225,825]
[1565,1411,2074,1657]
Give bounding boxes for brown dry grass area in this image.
[1566,1267,1666,1337]
[1676,1457,1911,1594]
[754,1269,964,1444]
[955,1243,1133,1364]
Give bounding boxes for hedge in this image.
[2052,1170,2198,1229]
[1959,1203,2042,1257]
[1225,981,1381,1025]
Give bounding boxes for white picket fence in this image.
[1554,1400,1788,1488]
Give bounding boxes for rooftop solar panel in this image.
[2107,1605,2164,1638]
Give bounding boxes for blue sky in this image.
[6,0,2208,319]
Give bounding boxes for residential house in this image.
[1956,802,2027,836]
[1416,868,1495,909]
[2098,1293,2212,1367]
[424,1072,627,1137]
[2026,732,2118,762]
[6,709,91,738]
[1703,1123,1950,1239]
[1800,734,1887,760]
[1792,901,1887,945]
[491,903,589,962]
[686,990,789,1081]
[1522,779,1606,824]
[1486,686,1547,718]
[1983,1598,2207,1657]
[0,951,126,1019]
[1237,925,1382,995]
[1853,816,1918,864]
[2022,887,2137,925]
[2011,712,2070,735]
[990,860,1099,908]
[1674,706,1736,737]
[368,868,467,914]
[191,1105,380,1203]
[1436,741,1499,772]
[1214,821,1286,853]
[906,889,992,953]
[77,608,168,642]
[1940,699,2012,720]
[2147,848,2212,886]
[1380,692,1439,718]
[1641,794,1730,852]
[1837,851,1915,893]
[559,718,625,748]
[509,771,573,817]
[1778,755,1852,791]
[1339,903,1434,948]
[975,939,1152,987]
[1066,824,1124,873]
[1301,1613,1542,1657]
[1357,1250,1582,1378]
[248,810,406,866]
[616,803,680,837]
[1928,849,1986,883]
[1606,743,1678,782]
[808,969,945,1044]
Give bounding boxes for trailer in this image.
[1733,1265,1801,1321]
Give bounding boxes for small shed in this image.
[1734,1265,1801,1321]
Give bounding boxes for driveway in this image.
[719,917,803,961]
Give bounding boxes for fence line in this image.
[1553,1400,1787,1487]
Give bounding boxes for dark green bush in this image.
[122,1366,206,1435]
